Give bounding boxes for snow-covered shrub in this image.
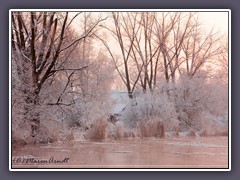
[64,97,111,130]
[173,72,228,133]
[120,90,178,131]
[197,111,228,136]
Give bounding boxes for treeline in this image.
[11,12,228,144]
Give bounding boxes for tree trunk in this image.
[30,92,40,137]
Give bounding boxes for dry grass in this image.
[137,120,165,138]
[199,129,208,137]
[215,128,228,136]
[172,126,179,137]
[12,139,27,151]
[87,119,107,141]
[114,125,122,140]
[138,121,148,137]
[106,123,126,140]
[51,128,60,142]
[187,129,196,137]
[199,128,228,137]
[67,131,75,141]
[123,131,136,138]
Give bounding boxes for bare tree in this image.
[181,15,223,78]
[130,12,161,92]
[96,12,144,98]
[153,12,193,83]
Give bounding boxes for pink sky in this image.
[199,12,229,34]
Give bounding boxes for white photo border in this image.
[9,9,231,171]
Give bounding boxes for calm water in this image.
[12,136,228,168]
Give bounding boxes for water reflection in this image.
[12,136,228,168]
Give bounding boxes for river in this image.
[12,136,228,169]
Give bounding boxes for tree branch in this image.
[60,16,107,53]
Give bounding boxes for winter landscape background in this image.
[11,11,229,169]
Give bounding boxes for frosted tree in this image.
[11,11,106,139]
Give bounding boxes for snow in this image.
[112,103,126,114]
[110,90,129,114]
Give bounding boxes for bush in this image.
[120,90,178,131]
[174,73,228,133]
[137,120,165,138]
[87,119,107,141]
